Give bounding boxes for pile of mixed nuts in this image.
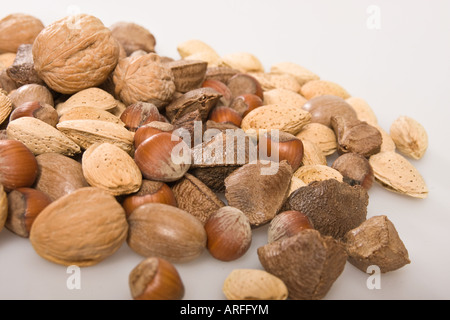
[0,13,429,300]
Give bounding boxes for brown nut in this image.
[8,83,54,108]
[331,153,374,190]
[113,53,175,109]
[0,184,7,232]
[122,180,177,217]
[6,44,44,86]
[129,257,185,300]
[34,153,89,201]
[127,203,207,263]
[10,101,58,127]
[134,132,191,182]
[227,73,264,100]
[208,106,242,127]
[134,121,175,149]
[302,95,358,128]
[165,59,208,93]
[0,89,13,125]
[110,21,156,56]
[0,139,38,192]
[33,14,120,94]
[5,187,52,238]
[29,187,128,267]
[201,78,232,106]
[268,210,313,243]
[205,206,252,262]
[0,14,44,54]
[120,102,162,132]
[229,93,263,117]
[259,131,304,172]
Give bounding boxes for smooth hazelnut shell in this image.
[227,73,264,100]
[268,210,313,243]
[9,101,58,127]
[122,180,177,217]
[201,79,232,106]
[120,102,162,132]
[259,132,304,172]
[208,106,242,127]
[0,139,38,192]
[134,122,174,149]
[129,257,185,300]
[6,187,52,237]
[230,94,263,117]
[134,132,191,182]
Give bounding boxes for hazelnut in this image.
[205,206,252,262]
[134,132,191,182]
[259,131,304,172]
[227,73,264,100]
[129,257,185,300]
[122,180,178,217]
[208,106,242,127]
[10,101,58,127]
[201,79,232,106]
[8,83,54,108]
[268,210,313,243]
[134,121,175,149]
[0,139,38,192]
[229,93,263,117]
[5,187,52,238]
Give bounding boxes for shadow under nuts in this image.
[127,203,207,263]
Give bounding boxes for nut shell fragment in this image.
[390,116,428,160]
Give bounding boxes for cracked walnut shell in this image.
[32,14,120,94]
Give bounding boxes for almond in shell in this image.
[293,165,344,185]
[300,80,350,100]
[56,87,118,116]
[0,184,7,232]
[82,143,142,196]
[369,151,428,199]
[6,117,81,156]
[390,116,428,160]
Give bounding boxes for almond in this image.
[249,72,301,93]
[300,80,350,100]
[346,97,378,126]
[369,151,428,199]
[29,187,128,267]
[0,184,7,232]
[390,116,428,160]
[222,52,265,73]
[300,139,327,166]
[263,88,307,109]
[241,104,311,135]
[6,117,81,156]
[289,176,307,195]
[374,125,396,153]
[59,106,125,126]
[56,87,118,116]
[296,123,337,156]
[57,119,134,154]
[223,269,288,300]
[0,89,12,125]
[270,62,320,86]
[82,143,142,196]
[293,165,344,184]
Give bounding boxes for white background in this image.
[1,0,449,300]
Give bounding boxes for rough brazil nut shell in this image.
[32,14,120,94]
[29,187,128,267]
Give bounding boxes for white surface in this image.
[1,0,450,300]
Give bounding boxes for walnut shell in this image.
[0,14,44,54]
[113,53,175,108]
[32,14,120,94]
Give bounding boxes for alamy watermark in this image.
[66,265,81,290]
[366,265,381,290]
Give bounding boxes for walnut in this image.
[110,22,156,56]
[113,53,175,109]
[32,14,120,94]
[0,14,44,54]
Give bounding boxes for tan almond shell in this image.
[263,88,307,109]
[293,165,344,185]
[0,53,16,71]
[223,269,288,300]
[390,116,428,160]
[300,80,350,100]
[346,97,378,126]
[222,52,265,73]
[249,72,301,93]
[82,143,142,196]
[29,187,128,267]
[0,90,12,125]
[296,123,337,156]
[57,119,134,154]
[177,39,219,59]
[56,87,118,116]
[59,106,125,126]
[373,125,396,153]
[270,62,320,86]
[32,14,120,94]
[300,139,328,166]
[369,151,428,198]
[289,176,307,195]
[0,184,7,232]
[6,117,81,156]
[241,104,311,135]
